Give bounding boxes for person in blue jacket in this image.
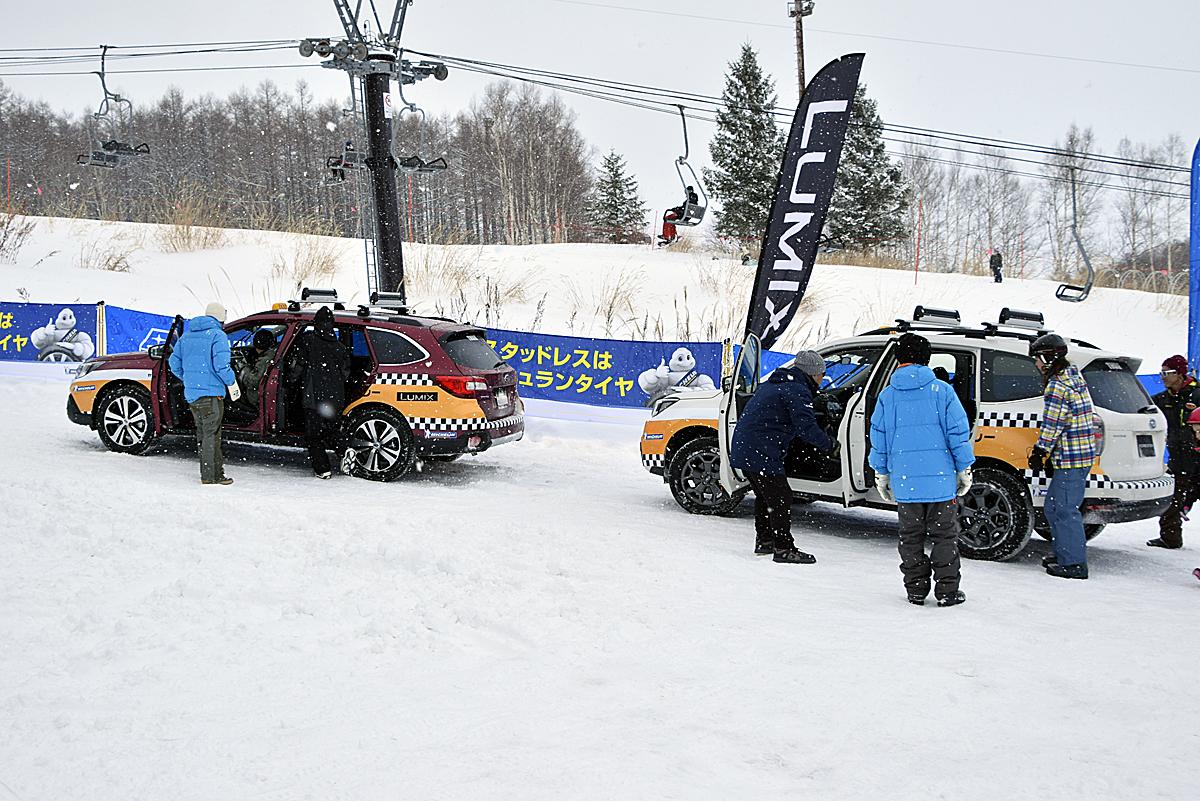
[868,333,975,607]
[730,350,835,564]
[168,302,240,485]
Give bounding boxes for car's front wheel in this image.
[957,467,1033,561]
[668,437,745,515]
[342,407,416,482]
[95,384,155,455]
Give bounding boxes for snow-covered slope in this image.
[0,217,1186,368]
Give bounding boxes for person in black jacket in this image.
[989,249,1003,283]
[291,306,351,479]
[729,350,835,564]
[1150,354,1200,548]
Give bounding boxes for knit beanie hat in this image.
[793,350,826,378]
[895,332,931,366]
[1162,355,1189,376]
[204,302,227,323]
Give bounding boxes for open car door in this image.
[718,333,761,495]
[152,315,187,432]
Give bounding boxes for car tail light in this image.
[1093,414,1105,455]
[436,374,489,398]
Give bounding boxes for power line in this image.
[548,0,1200,76]
[0,63,310,77]
[413,48,1191,174]
[891,149,1188,201]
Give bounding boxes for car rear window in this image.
[981,350,1044,402]
[368,329,425,364]
[1083,359,1152,413]
[442,332,504,370]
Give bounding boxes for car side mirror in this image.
[148,344,165,359]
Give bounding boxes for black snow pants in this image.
[1158,470,1199,548]
[747,473,795,552]
[896,500,962,600]
[304,407,340,475]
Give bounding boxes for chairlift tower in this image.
[299,0,447,302]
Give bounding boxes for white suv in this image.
[639,307,1173,561]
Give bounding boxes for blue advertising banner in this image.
[485,327,722,408]
[0,301,97,363]
[105,305,174,354]
[1189,137,1200,370]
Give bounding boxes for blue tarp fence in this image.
[0,299,1171,408]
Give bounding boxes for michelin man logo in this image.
[30,308,95,363]
[637,346,716,405]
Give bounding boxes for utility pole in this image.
[788,1,815,96]
[300,1,447,302]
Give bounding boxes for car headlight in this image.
[653,397,679,416]
[74,360,102,378]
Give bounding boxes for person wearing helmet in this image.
[1148,354,1199,549]
[1028,333,1096,579]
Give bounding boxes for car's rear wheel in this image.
[342,407,416,482]
[95,384,155,455]
[957,467,1033,561]
[668,437,745,515]
[1035,523,1107,541]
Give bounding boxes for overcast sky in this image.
[3,0,1197,221]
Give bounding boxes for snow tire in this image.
[668,437,745,516]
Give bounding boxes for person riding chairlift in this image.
[658,186,698,246]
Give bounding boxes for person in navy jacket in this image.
[868,333,975,606]
[730,350,834,564]
[168,302,239,485]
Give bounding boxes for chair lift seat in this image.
[676,202,705,227]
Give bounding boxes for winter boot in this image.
[315,470,332,480]
[1042,553,1058,568]
[907,592,927,606]
[754,541,775,556]
[773,548,816,564]
[1146,538,1182,550]
[936,590,967,607]
[1046,563,1088,580]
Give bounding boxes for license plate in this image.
[1137,434,1155,457]
[495,389,509,407]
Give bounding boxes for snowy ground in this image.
[2,376,1197,800]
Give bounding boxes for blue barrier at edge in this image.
[0,299,1168,409]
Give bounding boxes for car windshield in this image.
[1083,359,1152,414]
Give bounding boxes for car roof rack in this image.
[860,306,1099,350]
[285,287,343,312]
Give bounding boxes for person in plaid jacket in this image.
[1028,333,1097,579]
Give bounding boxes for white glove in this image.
[956,468,973,496]
[227,383,242,402]
[876,474,895,503]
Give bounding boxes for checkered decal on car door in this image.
[977,410,1041,428]
[376,372,435,386]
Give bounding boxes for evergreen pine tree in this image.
[588,150,649,243]
[704,45,785,245]
[825,85,909,247]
